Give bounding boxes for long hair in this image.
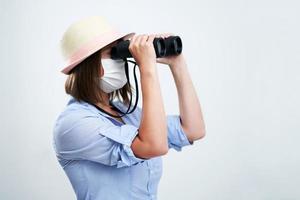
[64,48,133,106]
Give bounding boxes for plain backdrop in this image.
[1,0,299,199]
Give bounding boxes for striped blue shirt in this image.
[53,96,193,200]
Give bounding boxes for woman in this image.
[53,16,206,200]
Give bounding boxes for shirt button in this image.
[150,170,153,174]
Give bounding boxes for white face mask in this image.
[99,59,127,93]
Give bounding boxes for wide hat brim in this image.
[60,31,135,75]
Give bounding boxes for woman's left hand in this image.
[154,33,185,66]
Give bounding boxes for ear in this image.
[99,64,104,77]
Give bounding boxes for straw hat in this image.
[59,16,135,74]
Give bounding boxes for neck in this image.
[97,92,111,108]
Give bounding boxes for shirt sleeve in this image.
[167,114,194,151]
[54,112,147,168]
[134,105,193,152]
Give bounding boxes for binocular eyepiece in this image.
[110,36,182,60]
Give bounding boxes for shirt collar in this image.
[67,96,127,119]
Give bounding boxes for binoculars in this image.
[110,35,182,60]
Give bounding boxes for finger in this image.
[130,34,137,46]
[140,34,149,45]
[165,32,174,37]
[135,34,145,46]
[160,33,172,38]
[158,32,174,39]
[147,34,156,44]
[153,33,162,39]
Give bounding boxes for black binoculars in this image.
[110,35,182,60]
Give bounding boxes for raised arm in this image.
[169,54,206,142]
[129,34,168,159]
[155,32,206,142]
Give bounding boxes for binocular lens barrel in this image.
[110,35,182,60]
[153,38,166,58]
[164,36,182,56]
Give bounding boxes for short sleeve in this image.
[167,114,194,151]
[53,112,147,168]
[134,106,193,152]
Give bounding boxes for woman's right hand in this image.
[128,34,157,72]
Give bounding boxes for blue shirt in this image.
[53,96,193,200]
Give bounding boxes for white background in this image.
[1,0,299,199]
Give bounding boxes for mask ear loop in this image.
[110,58,139,115]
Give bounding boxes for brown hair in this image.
[64,48,133,106]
